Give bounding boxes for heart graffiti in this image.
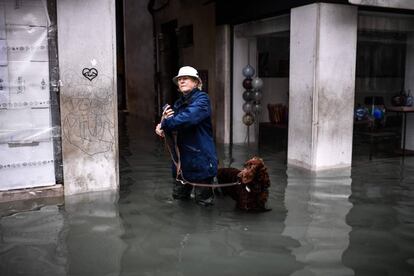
[82,68,98,81]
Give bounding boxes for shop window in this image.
[356,31,406,79]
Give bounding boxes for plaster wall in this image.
[57,0,118,195]
[289,3,358,170]
[404,33,414,151]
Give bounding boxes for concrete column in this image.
[288,3,358,171]
[215,25,231,144]
[404,33,414,151]
[57,0,118,195]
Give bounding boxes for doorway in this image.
[232,15,290,152]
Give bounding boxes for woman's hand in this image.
[162,104,174,120]
[155,123,164,137]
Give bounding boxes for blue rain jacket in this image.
[161,88,218,181]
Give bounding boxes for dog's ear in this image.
[259,167,270,187]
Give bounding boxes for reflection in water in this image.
[0,191,127,276]
[0,205,66,275]
[64,191,127,276]
[343,160,414,276]
[283,167,354,276]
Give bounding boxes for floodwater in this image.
[1,114,414,276]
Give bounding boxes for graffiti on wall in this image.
[61,67,115,156]
[82,67,98,81]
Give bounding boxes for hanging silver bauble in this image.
[242,90,253,101]
[242,113,255,126]
[242,102,253,113]
[251,77,263,90]
[242,65,255,78]
[253,103,262,113]
[253,91,262,101]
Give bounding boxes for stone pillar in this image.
[288,3,358,171]
[57,0,119,195]
[404,33,414,151]
[215,25,231,144]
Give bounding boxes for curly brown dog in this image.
[217,157,270,211]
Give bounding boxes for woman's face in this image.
[177,76,198,94]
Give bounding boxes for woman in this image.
[155,66,218,206]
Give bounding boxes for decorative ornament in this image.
[242,90,253,101]
[242,113,255,126]
[242,102,253,113]
[373,107,384,120]
[242,78,252,90]
[253,103,262,114]
[242,64,255,78]
[253,91,262,101]
[251,77,263,90]
[355,106,368,121]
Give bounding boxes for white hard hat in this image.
[172,66,203,88]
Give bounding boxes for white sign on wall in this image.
[349,0,414,10]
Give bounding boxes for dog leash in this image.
[163,133,240,188]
